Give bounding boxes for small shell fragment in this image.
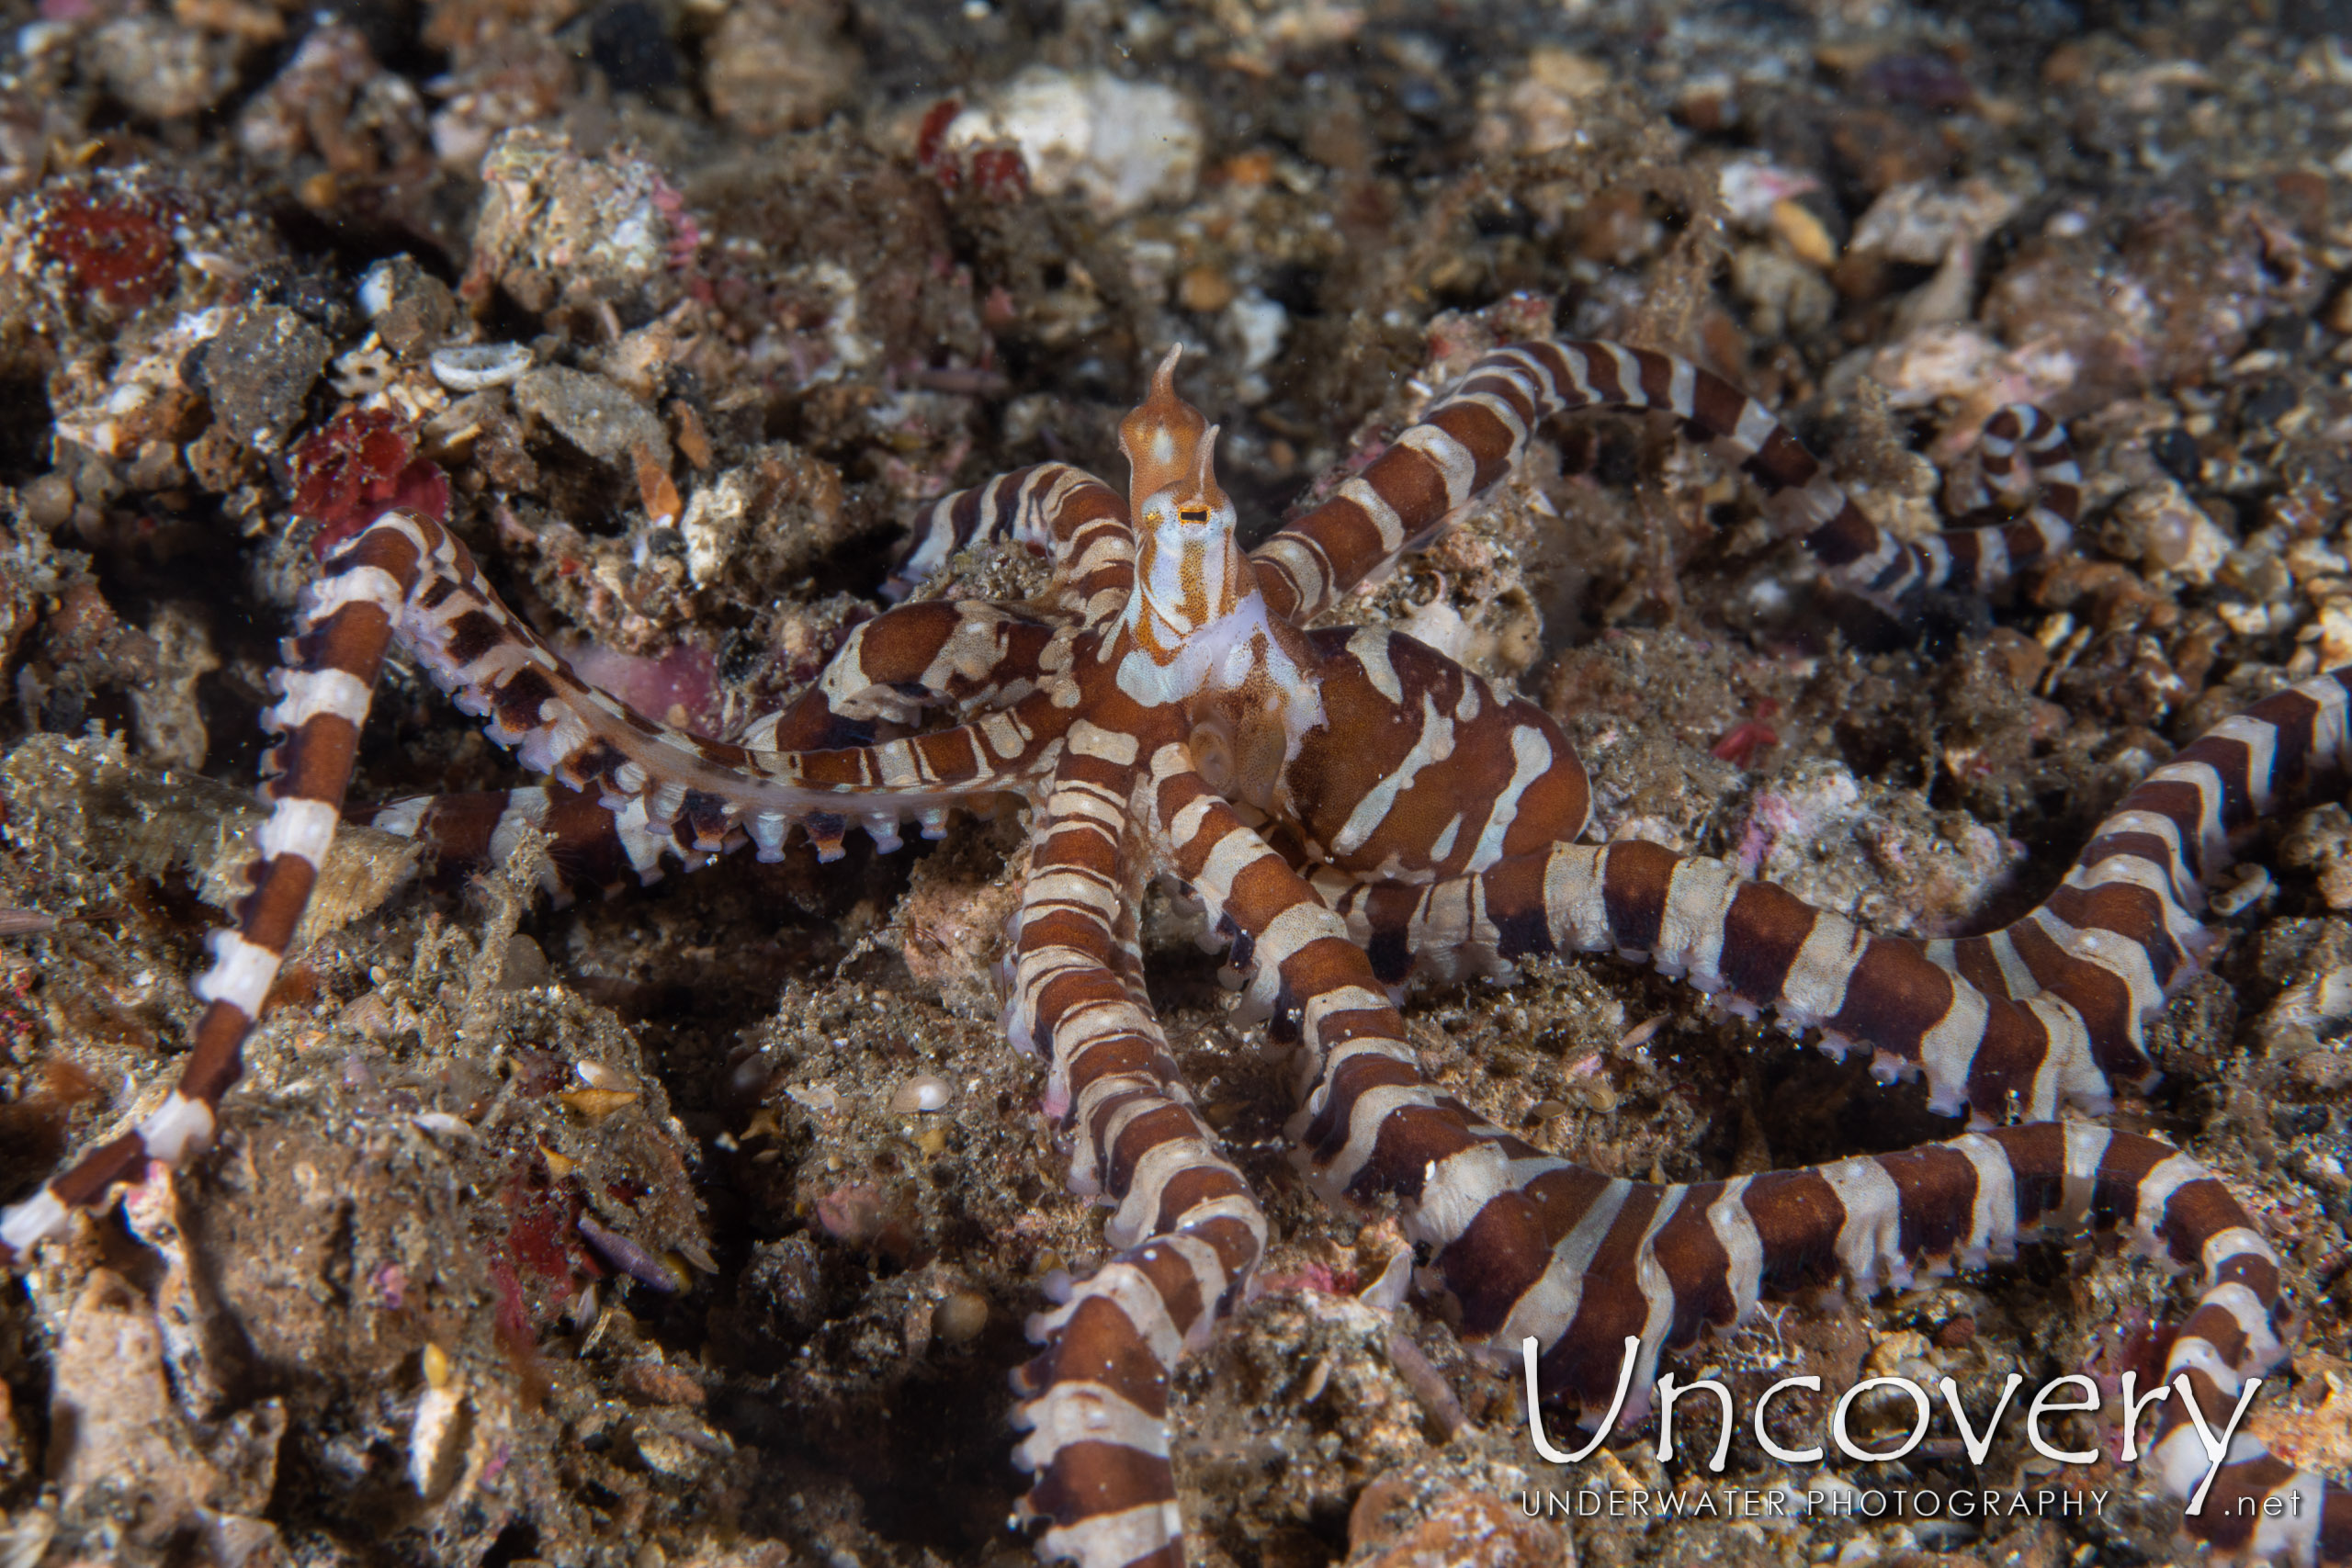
[1385,1331,1465,1437]
[787,1082,842,1114]
[631,1423,701,1476]
[1617,1015,1668,1052]
[579,1212,684,1292]
[888,1073,953,1114]
[2210,864,2274,918]
[1359,1247,1414,1312]
[560,1086,640,1119]
[430,343,532,391]
[357,258,399,319]
[409,1346,469,1498]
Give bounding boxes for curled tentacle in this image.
[379,513,1078,861]
[746,598,1065,741]
[1250,340,2077,624]
[888,462,1136,628]
[1009,728,1265,1568]
[1922,669,2352,1076]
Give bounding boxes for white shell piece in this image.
[430,343,534,392]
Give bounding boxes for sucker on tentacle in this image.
[4,333,2344,1568]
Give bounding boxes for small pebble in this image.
[1179,265,1236,314]
[945,68,1203,220]
[337,993,395,1039]
[2152,427,2201,482]
[407,1347,469,1498]
[789,1082,842,1115]
[1770,197,1838,267]
[932,1288,989,1346]
[2118,479,2231,582]
[815,1183,886,1246]
[629,1425,697,1477]
[431,343,533,391]
[2211,863,2276,917]
[502,933,550,989]
[889,1072,953,1113]
[21,474,74,530]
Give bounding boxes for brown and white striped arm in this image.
[352,600,1073,893]
[0,513,429,1262]
[1173,739,2347,1564]
[1937,404,2081,584]
[1317,668,2352,1121]
[0,508,1086,1257]
[1923,671,2352,1046]
[1008,709,1267,1568]
[355,782,681,898]
[790,600,1067,729]
[888,463,1136,626]
[1807,401,2078,606]
[1250,340,2076,623]
[343,511,1086,863]
[1324,839,2111,1122]
[1419,1120,2346,1563]
[361,599,1082,886]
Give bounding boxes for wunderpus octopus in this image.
[4,336,2346,1566]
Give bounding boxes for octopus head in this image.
[1122,344,1237,536]
[1120,345,1247,645]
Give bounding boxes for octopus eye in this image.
[1177,506,1209,525]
